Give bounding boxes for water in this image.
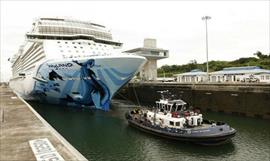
[29,100,270,161]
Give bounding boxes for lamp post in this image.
[163,69,165,79]
[160,68,165,82]
[202,16,211,82]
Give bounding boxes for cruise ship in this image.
[9,17,146,111]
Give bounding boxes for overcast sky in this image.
[1,1,269,82]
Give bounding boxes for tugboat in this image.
[125,91,236,145]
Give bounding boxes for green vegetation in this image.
[157,51,270,77]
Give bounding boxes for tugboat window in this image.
[172,103,177,111]
[176,122,180,126]
[170,121,174,126]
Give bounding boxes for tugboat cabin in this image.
[155,99,187,113]
[142,99,203,129]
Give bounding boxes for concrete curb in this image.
[17,94,88,161]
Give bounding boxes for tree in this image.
[254,51,268,59]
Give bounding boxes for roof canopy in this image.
[211,66,270,75]
[176,69,207,76]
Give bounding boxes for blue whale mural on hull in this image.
[72,59,110,111]
[32,58,138,111]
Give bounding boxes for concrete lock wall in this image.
[116,83,270,119]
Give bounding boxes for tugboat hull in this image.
[126,113,236,145]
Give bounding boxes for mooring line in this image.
[132,83,141,107]
[117,92,130,101]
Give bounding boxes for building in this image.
[125,39,169,81]
[175,69,207,83]
[209,66,270,83]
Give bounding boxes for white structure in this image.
[209,66,270,83]
[156,77,175,82]
[125,39,169,81]
[176,69,207,83]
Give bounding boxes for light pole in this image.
[163,69,165,79]
[202,16,211,82]
[160,68,165,82]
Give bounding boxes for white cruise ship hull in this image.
[10,55,146,110]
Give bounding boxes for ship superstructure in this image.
[10,17,146,110]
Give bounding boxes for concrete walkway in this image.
[0,84,87,161]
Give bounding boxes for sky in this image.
[0,1,269,82]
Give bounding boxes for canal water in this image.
[29,100,270,161]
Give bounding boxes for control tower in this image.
[125,39,169,81]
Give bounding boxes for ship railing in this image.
[140,119,187,134]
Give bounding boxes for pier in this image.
[117,82,270,119]
[0,84,87,161]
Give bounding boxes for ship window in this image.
[80,47,83,49]
[176,122,180,126]
[65,42,68,44]
[74,46,77,48]
[78,42,81,44]
[72,42,75,44]
[57,41,60,43]
[170,121,174,126]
